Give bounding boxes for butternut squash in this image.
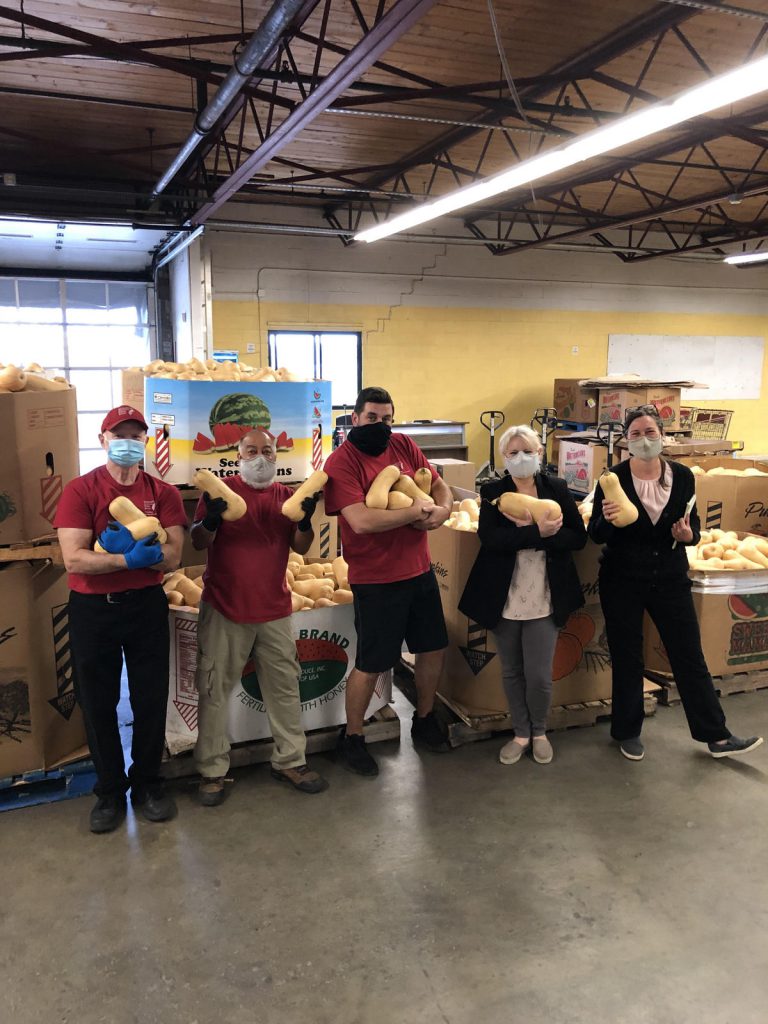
[162,571,185,593]
[332,555,349,589]
[281,470,329,521]
[193,469,247,521]
[286,568,295,588]
[143,359,165,374]
[314,597,335,607]
[454,510,472,531]
[691,558,725,570]
[166,590,185,606]
[387,491,413,510]
[494,491,561,525]
[736,539,768,568]
[174,575,202,607]
[292,579,334,600]
[598,472,639,527]
[332,589,354,604]
[459,498,479,522]
[723,551,757,571]
[365,465,401,509]
[109,496,168,544]
[414,467,433,494]
[300,563,326,578]
[700,542,725,560]
[23,373,69,391]
[291,591,304,613]
[690,465,705,476]
[0,365,26,392]
[393,474,435,505]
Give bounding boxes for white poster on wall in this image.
[607,335,764,399]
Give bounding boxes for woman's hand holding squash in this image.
[502,509,533,527]
[538,513,563,538]
[601,500,622,523]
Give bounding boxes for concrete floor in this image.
[3,689,768,1024]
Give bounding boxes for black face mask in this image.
[347,421,392,456]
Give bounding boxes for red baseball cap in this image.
[101,405,148,433]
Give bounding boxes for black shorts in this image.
[351,570,448,673]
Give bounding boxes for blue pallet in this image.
[552,420,595,432]
[0,758,96,812]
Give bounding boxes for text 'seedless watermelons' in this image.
[208,393,271,437]
[241,638,348,704]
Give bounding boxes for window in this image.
[0,278,151,472]
[268,330,361,408]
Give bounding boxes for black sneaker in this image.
[89,794,127,834]
[336,729,379,777]
[411,710,450,752]
[708,735,763,758]
[131,786,177,822]
[619,738,645,761]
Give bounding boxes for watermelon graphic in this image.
[240,638,348,704]
[191,393,272,453]
[729,594,768,620]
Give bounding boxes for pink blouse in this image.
[631,463,671,525]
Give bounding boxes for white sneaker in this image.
[532,735,553,764]
[499,739,529,765]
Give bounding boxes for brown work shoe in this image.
[270,763,329,794]
[198,776,228,806]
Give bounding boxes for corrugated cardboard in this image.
[645,589,768,677]
[677,457,768,536]
[598,387,681,430]
[143,378,332,486]
[558,439,609,495]
[429,515,612,716]
[121,370,146,415]
[0,389,79,543]
[165,578,390,755]
[0,563,87,779]
[430,458,476,492]
[553,378,599,424]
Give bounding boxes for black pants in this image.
[69,586,170,797]
[599,569,729,744]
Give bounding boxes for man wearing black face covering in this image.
[324,387,454,776]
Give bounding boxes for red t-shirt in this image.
[53,466,187,595]
[323,434,438,585]
[194,477,295,624]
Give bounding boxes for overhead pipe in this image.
[151,0,313,199]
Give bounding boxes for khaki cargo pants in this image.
[194,600,306,778]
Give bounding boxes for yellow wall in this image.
[212,298,768,466]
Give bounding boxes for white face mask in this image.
[239,455,277,489]
[504,452,540,479]
[627,437,664,460]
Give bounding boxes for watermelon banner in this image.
[165,604,391,755]
[144,379,332,486]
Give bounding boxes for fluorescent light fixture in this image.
[355,53,768,244]
[723,251,768,265]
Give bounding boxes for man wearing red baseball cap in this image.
[54,405,187,833]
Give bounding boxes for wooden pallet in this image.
[0,758,97,812]
[645,668,768,706]
[0,533,63,565]
[160,705,400,779]
[436,690,658,748]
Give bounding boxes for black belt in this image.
[75,586,161,604]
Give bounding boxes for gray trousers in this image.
[492,616,559,738]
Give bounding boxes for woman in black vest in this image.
[459,425,586,765]
[589,405,762,762]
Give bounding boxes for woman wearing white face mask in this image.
[459,425,587,765]
[589,405,762,762]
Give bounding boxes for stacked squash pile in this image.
[0,363,72,392]
[444,498,479,532]
[128,359,304,382]
[686,530,768,572]
[163,571,204,607]
[286,555,353,612]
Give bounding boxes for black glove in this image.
[297,491,321,533]
[202,492,228,532]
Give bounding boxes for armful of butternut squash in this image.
[193,469,247,521]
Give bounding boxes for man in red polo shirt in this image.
[54,405,187,833]
[190,428,328,806]
[323,386,453,777]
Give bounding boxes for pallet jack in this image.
[475,410,506,485]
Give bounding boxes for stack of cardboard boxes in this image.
[0,389,88,779]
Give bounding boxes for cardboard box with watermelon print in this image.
[143,378,332,487]
[597,386,681,430]
[164,573,390,755]
[557,438,609,496]
[429,497,614,718]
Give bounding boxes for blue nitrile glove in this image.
[297,491,322,533]
[98,521,135,554]
[124,535,164,570]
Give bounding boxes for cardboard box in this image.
[677,457,768,536]
[121,370,146,415]
[645,589,768,677]
[558,439,609,495]
[598,387,681,430]
[165,590,391,755]
[0,563,88,779]
[144,379,332,486]
[553,379,598,424]
[616,439,743,460]
[549,429,572,465]
[0,389,79,544]
[428,515,612,717]
[430,458,476,492]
